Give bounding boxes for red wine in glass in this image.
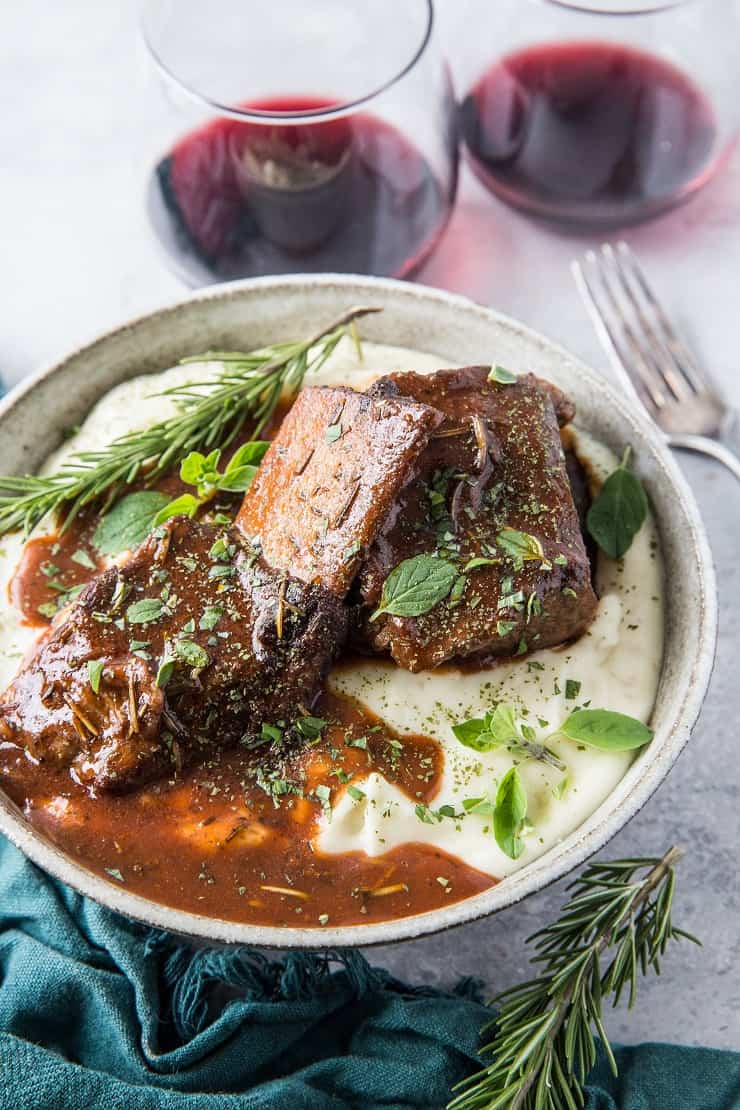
[460,41,718,225]
[148,95,454,284]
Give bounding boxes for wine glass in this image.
[457,0,739,227]
[140,0,458,286]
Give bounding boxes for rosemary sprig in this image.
[449,847,698,1110]
[0,305,380,538]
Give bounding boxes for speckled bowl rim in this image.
[0,275,717,949]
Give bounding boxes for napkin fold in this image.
[1,835,738,1110]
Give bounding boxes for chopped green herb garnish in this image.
[174,640,210,669]
[488,364,518,385]
[199,605,223,630]
[87,659,104,694]
[565,679,581,701]
[72,549,96,570]
[126,598,165,624]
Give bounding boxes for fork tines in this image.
[571,241,713,414]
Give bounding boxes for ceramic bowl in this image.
[0,275,717,947]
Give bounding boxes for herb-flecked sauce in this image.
[0,414,496,927]
[0,339,664,919]
[0,682,494,926]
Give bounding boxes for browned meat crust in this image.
[235,385,442,596]
[354,367,598,671]
[0,519,347,791]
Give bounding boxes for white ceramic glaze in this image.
[0,276,717,948]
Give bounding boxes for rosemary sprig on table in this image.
[0,305,380,538]
[449,847,697,1110]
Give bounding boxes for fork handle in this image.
[668,432,740,483]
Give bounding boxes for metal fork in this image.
[572,241,740,482]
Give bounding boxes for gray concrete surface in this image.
[1,0,738,1051]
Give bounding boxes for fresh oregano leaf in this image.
[494,767,528,860]
[559,708,653,751]
[226,441,270,469]
[180,449,221,491]
[496,527,545,567]
[486,704,521,745]
[216,465,258,492]
[174,640,210,669]
[369,554,458,621]
[93,491,171,556]
[462,796,492,815]
[452,704,520,752]
[587,446,648,559]
[126,597,166,625]
[451,717,489,750]
[488,364,518,385]
[153,493,201,525]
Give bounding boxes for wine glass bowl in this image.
[141,0,457,285]
[458,0,739,227]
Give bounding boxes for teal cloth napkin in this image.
[1,835,738,1109]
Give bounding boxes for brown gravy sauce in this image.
[1,416,497,926]
[0,688,494,926]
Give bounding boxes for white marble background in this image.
[1,0,738,1051]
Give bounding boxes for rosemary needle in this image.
[449,847,698,1110]
[0,305,380,538]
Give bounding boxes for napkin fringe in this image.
[144,932,393,1039]
[142,930,485,1041]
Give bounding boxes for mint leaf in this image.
[587,446,648,560]
[558,708,653,751]
[494,767,528,859]
[93,491,171,556]
[370,555,458,621]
